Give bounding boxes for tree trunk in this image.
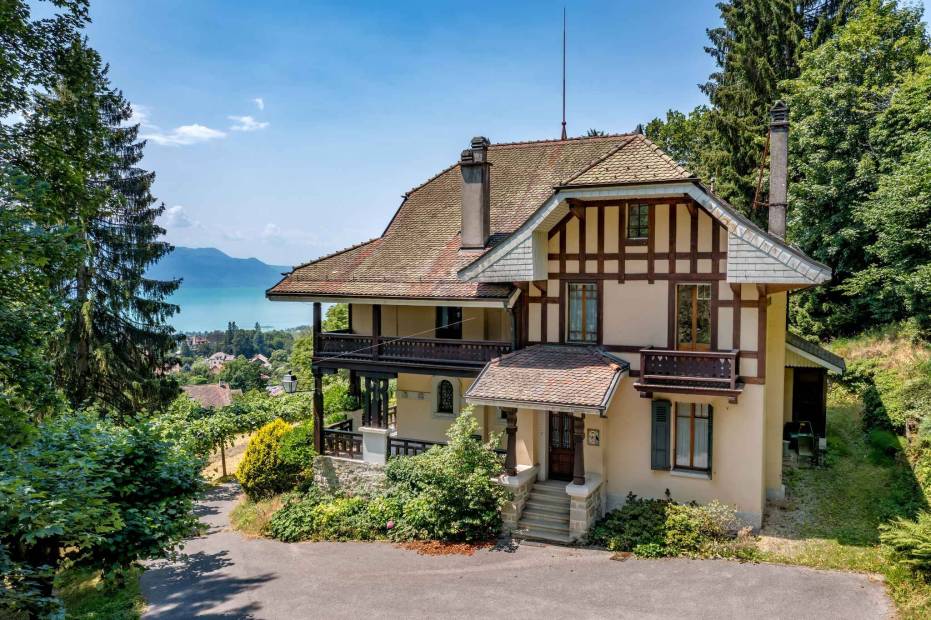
[220,442,227,478]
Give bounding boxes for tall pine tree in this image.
[700,0,857,217]
[23,39,180,417]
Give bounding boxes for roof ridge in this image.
[489,133,635,150]
[289,238,380,271]
[402,161,459,198]
[558,135,639,185]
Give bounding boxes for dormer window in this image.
[627,204,650,240]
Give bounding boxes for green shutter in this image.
[651,399,671,470]
[707,405,714,479]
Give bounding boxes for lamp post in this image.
[281,369,324,453]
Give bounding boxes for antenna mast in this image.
[561,7,568,140]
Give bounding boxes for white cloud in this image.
[128,103,152,127]
[228,115,269,132]
[262,223,283,240]
[252,97,265,111]
[143,124,227,146]
[162,205,194,228]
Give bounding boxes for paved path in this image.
[141,484,892,619]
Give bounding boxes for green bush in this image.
[588,492,672,551]
[880,511,931,573]
[589,493,754,559]
[237,419,301,500]
[384,411,506,542]
[279,421,316,473]
[868,428,903,462]
[265,490,402,542]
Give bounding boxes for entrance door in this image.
[676,283,712,351]
[792,368,826,438]
[548,412,575,481]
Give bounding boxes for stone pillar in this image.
[566,472,604,542]
[504,408,518,476]
[313,368,324,453]
[497,465,538,533]
[360,426,390,464]
[572,415,585,485]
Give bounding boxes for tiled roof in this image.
[464,345,630,413]
[269,134,684,300]
[786,332,846,373]
[182,384,242,409]
[561,135,692,185]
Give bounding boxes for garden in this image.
[231,412,509,546]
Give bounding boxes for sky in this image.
[82,0,931,267]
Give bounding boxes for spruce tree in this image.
[699,0,856,216]
[23,39,180,417]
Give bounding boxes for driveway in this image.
[141,484,892,619]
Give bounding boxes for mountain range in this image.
[148,246,291,289]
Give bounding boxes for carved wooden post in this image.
[372,304,381,361]
[504,408,518,476]
[348,369,360,407]
[313,301,321,339]
[508,306,518,352]
[572,415,585,485]
[313,368,324,454]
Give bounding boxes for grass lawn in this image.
[759,393,931,618]
[230,493,285,537]
[57,567,145,619]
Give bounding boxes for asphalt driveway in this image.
[141,484,892,619]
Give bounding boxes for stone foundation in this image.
[566,473,604,541]
[496,465,538,533]
[313,455,386,497]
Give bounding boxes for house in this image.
[182,383,242,409]
[206,352,235,372]
[268,102,843,541]
[188,335,209,348]
[251,353,272,368]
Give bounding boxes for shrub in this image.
[237,419,300,500]
[384,411,506,542]
[265,490,401,542]
[868,428,902,462]
[265,490,323,542]
[279,421,316,473]
[880,511,931,573]
[588,492,672,551]
[589,493,753,559]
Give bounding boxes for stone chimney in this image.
[460,136,491,249]
[768,101,789,239]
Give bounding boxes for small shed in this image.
[783,333,845,439]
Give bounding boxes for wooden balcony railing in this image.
[634,348,743,403]
[314,332,511,368]
[321,428,363,460]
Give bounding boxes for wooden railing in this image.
[388,436,445,457]
[638,348,740,391]
[314,332,511,367]
[322,428,363,460]
[327,418,353,431]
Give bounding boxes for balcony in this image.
[633,348,743,403]
[313,331,512,372]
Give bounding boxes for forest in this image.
[1,0,930,616]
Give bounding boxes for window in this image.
[627,204,650,239]
[435,306,462,339]
[567,282,598,343]
[676,284,711,351]
[437,380,454,414]
[675,403,712,471]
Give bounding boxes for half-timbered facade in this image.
[268,102,842,541]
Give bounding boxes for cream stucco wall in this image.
[764,292,787,497]
[603,378,767,526]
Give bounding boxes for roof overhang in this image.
[266,292,511,309]
[786,341,845,374]
[457,180,831,288]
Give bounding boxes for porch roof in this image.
[464,345,629,415]
[786,332,845,373]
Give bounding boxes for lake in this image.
[168,287,313,332]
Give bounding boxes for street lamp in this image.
[281,371,298,394]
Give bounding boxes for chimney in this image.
[768,101,789,239]
[460,136,491,249]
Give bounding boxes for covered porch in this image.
[464,344,629,541]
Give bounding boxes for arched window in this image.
[437,379,455,414]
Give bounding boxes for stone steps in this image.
[517,480,572,544]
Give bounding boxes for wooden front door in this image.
[676,283,712,351]
[549,412,575,481]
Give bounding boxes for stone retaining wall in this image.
[313,455,386,497]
